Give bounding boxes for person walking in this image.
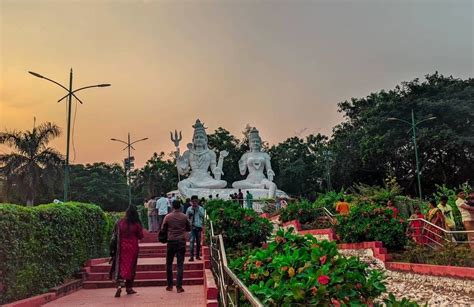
[438,195,455,230]
[456,189,474,250]
[156,193,169,233]
[186,195,205,261]
[245,191,253,209]
[161,200,191,293]
[146,197,158,232]
[182,198,192,214]
[335,197,350,216]
[238,189,244,206]
[110,206,144,297]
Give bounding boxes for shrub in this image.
[393,241,474,267]
[313,190,351,213]
[0,202,112,304]
[205,200,272,249]
[230,228,387,306]
[335,203,407,250]
[279,200,323,225]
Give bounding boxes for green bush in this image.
[0,202,113,304]
[335,203,408,250]
[279,200,323,225]
[137,204,149,230]
[230,228,387,306]
[205,200,272,249]
[393,241,474,267]
[313,190,351,213]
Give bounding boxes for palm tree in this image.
[0,121,63,205]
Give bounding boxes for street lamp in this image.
[111,133,148,206]
[388,109,436,199]
[29,69,110,202]
[322,149,333,192]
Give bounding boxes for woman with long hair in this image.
[110,205,144,297]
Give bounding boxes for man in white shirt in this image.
[156,193,170,233]
[455,189,474,250]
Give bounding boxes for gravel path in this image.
[340,250,474,306]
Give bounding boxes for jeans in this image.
[157,215,166,232]
[148,215,158,232]
[189,227,202,258]
[166,240,186,288]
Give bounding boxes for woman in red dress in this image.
[110,206,144,297]
[408,206,426,244]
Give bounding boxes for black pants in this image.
[166,240,186,288]
[189,227,202,258]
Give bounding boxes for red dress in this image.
[118,219,144,280]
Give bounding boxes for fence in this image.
[207,217,263,307]
[407,218,474,248]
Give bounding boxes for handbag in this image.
[158,223,168,243]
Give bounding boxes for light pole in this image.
[388,109,436,199]
[322,149,333,191]
[28,69,110,202]
[111,133,148,206]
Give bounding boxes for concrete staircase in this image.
[82,231,205,289]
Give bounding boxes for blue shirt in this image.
[186,205,205,228]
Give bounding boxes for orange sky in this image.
[1,0,472,167]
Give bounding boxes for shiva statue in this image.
[232,127,277,198]
[173,119,227,198]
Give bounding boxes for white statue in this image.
[232,127,277,198]
[173,119,227,198]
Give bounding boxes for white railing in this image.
[407,218,474,248]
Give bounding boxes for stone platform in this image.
[170,188,288,200]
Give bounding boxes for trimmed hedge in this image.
[0,202,118,304]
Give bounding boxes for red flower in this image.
[320,255,327,265]
[355,283,362,289]
[318,275,330,285]
[331,298,341,306]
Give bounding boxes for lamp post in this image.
[388,109,436,199]
[28,69,110,202]
[322,149,333,191]
[111,133,148,206]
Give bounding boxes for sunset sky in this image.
[1,0,472,167]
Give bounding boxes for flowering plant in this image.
[230,228,387,305]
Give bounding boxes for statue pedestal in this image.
[169,188,288,200]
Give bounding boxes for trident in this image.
[170,130,182,181]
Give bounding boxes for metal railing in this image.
[207,217,264,307]
[407,218,474,248]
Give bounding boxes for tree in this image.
[69,162,129,211]
[0,121,63,205]
[330,73,474,195]
[131,152,178,203]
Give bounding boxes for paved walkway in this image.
[43,286,205,307]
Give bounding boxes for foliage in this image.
[279,200,325,226]
[230,228,387,306]
[131,152,177,203]
[313,190,351,213]
[393,241,474,267]
[0,202,114,304]
[330,73,474,195]
[137,204,149,230]
[69,163,129,211]
[335,203,407,250]
[205,200,272,249]
[382,293,421,307]
[0,121,63,205]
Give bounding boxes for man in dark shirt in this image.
[182,198,191,214]
[162,200,191,293]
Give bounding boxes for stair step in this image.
[86,270,204,281]
[90,263,204,273]
[83,278,204,289]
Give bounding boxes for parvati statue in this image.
[232,127,277,198]
[175,119,227,197]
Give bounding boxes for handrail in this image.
[407,218,474,247]
[206,214,263,306]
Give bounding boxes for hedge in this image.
[0,202,119,304]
